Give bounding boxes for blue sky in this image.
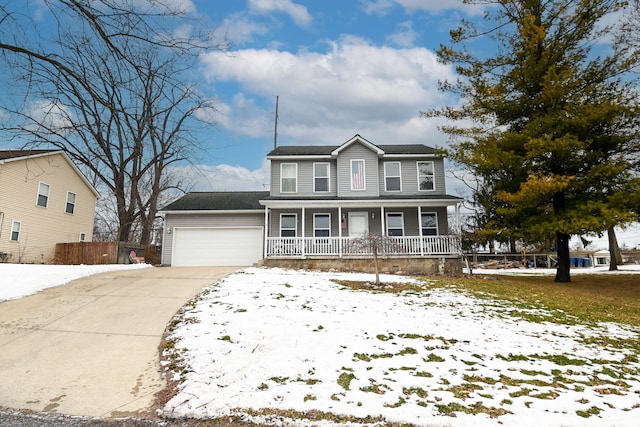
[179,0,483,192]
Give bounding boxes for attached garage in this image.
[172,227,263,267]
[160,192,269,267]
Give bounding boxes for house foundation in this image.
[261,256,463,276]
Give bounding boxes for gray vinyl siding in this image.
[336,143,380,197]
[267,207,449,237]
[270,160,337,197]
[379,158,446,196]
[162,212,264,265]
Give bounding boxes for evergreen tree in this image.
[425,0,640,282]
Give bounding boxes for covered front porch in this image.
[260,198,462,258]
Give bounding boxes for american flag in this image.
[352,160,365,190]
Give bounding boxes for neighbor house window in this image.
[79,232,86,242]
[313,163,330,192]
[281,163,297,193]
[66,192,76,214]
[351,159,366,190]
[280,214,297,237]
[10,221,21,241]
[386,213,404,236]
[417,161,434,191]
[384,162,401,192]
[313,214,331,237]
[421,213,438,236]
[37,182,50,207]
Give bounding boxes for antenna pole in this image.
[274,95,279,149]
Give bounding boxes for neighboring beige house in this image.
[0,149,98,263]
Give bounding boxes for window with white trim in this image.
[79,232,87,242]
[313,163,330,192]
[313,214,331,237]
[281,163,297,193]
[386,213,404,236]
[10,221,21,241]
[417,161,435,191]
[37,182,50,207]
[421,213,438,236]
[280,214,297,237]
[384,162,401,192]
[351,159,366,190]
[65,192,76,214]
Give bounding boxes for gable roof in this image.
[331,134,384,156]
[160,191,270,212]
[0,149,99,197]
[0,149,61,161]
[267,135,436,158]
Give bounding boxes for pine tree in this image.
[425,0,640,282]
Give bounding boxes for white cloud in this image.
[394,0,473,13]
[170,160,270,192]
[359,0,395,16]
[386,20,419,47]
[217,13,270,45]
[200,36,458,148]
[248,0,313,27]
[360,0,481,15]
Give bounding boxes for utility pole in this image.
[273,95,279,149]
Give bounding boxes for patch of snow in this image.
[0,263,152,301]
[163,267,640,427]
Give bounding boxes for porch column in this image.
[380,206,385,235]
[418,206,424,256]
[338,206,343,257]
[301,207,306,257]
[263,206,269,259]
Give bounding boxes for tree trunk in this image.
[554,231,571,282]
[607,226,622,271]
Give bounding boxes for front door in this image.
[348,212,369,237]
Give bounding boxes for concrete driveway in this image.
[0,266,239,418]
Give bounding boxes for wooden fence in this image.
[54,242,150,265]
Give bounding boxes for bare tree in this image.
[0,0,227,243]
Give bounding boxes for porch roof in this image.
[260,194,462,208]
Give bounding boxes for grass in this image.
[431,273,640,326]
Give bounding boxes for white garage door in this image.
[172,227,263,267]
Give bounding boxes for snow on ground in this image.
[163,267,640,427]
[466,264,640,276]
[0,263,152,301]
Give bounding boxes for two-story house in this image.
[160,135,463,272]
[0,149,98,263]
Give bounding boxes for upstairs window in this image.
[421,213,438,236]
[351,159,366,190]
[384,162,401,192]
[66,192,76,214]
[386,213,404,237]
[281,163,297,193]
[11,221,21,241]
[37,182,50,207]
[280,214,297,237]
[313,163,330,192]
[417,161,435,191]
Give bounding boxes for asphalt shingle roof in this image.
[0,149,60,160]
[267,144,436,156]
[161,191,270,211]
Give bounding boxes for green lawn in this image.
[429,273,640,327]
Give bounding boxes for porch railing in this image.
[265,235,460,257]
